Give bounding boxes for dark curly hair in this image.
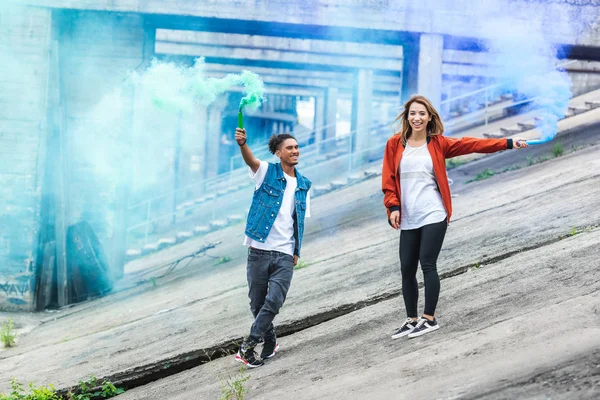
[268,133,297,154]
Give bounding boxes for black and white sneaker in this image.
[235,344,264,368]
[408,317,439,338]
[391,318,418,339]
[260,340,279,359]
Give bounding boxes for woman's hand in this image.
[513,137,529,149]
[390,210,400,230]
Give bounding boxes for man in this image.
[234,127,311,368]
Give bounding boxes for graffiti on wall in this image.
[0,280,30,306]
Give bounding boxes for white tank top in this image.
[399,143,447,230]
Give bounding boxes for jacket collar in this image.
[275,162,308,190]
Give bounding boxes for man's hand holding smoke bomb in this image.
[235,128,247,146]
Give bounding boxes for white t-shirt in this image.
[400,143,447,230]
[243,161,311,255]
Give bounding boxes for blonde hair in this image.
[392,95,444,145]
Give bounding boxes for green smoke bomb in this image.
[238,110,244,129]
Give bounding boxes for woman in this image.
[381,95,527,339]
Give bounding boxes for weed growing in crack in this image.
[445,158,468,170]
[526,155,534,166]
[1,378,60,400]
[0,376,124,400]
[501,164,522,173]
[567,227,578,237]
[466,168,496,183]
[473,261,481,270]
[66,375,124,400]
[219,367,250,400]
[1,319,16,348]
[552,142,564,158]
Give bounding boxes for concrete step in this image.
[585,100,600,109]
[209,220,228,230]
[176,231,193,242]
[142,243,159,255]
[193,225,211,235]
[517,120,536,131]
[568,106,590,116]
[125,248,142,259]
[483,132,504,139]
[313,184,332,196]
[364,167,382,177]
[500,125,525,135]
[227,214,245,224]
[157,237,177,250]
[348,171,366,182]
[330,179,348,190]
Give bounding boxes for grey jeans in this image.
[246,247,294,345]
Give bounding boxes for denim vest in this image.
[245,163,311,257]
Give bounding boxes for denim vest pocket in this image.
[258,183,280,205]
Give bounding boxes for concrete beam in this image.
[155,41,403,72]
[24,0,595,47]
[200,63,402,84]
[206,70,399,93]
[227,85,324,98]
[157,29,404,59]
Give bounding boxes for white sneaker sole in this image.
[391,329,414,339]
[262,343,280,359]
[408,324,439,338]
[235,353,263,368]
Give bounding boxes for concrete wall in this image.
[0,5,52,310]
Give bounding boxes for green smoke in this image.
[132,58,265,114]
[238,70,265,111]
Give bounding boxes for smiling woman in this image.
[381,95,528,339]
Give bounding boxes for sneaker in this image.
[391,318,418,339]
[235,344,264,368]
[408,317,439,338]
[260,340,280,359]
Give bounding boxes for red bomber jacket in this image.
[381,134,514,225]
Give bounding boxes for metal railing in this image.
[126,60,579,246]
[439,59,578,127]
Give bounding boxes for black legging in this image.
[399,219,448,318]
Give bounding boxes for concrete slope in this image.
[118,228,600,400]
[1,125,599,395]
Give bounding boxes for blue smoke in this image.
[480,16,572,141]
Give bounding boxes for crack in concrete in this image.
[50,225,600,395]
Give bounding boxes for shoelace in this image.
[414,318,428,329]
[398,318,415,330]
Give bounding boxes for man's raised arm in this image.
[235,128,260,173]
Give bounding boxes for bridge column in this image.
[325,87,338,142]
[351,69,373,162]
[402,34,443,108]
[418,33,444,108]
